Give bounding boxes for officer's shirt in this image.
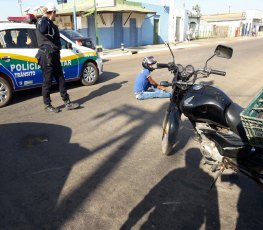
[36,16,61,50]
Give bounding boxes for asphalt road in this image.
[1,38,263,230]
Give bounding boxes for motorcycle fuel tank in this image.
[180,84,233,127]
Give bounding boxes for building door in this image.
[175,17,181,41]
[153,19,159,44]
[130,18,137,47]
[114,13,123,48]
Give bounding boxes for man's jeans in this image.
[135,87,171,100]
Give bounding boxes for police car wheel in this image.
[81,62,98,86]
[0,77,12,108]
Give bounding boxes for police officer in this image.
[35,2,79,113]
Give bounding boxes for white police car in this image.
[0,15,103,108]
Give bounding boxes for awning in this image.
[53,2,155,17]
[84,4,156,16]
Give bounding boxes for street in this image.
[1,38,263,229]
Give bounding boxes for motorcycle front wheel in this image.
[161,121,174,155]
[161,104,180,155]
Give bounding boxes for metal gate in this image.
[153,19,159,44]
[114,13,123,48]
[130,18,137,47]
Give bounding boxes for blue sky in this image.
[1,0,263,21]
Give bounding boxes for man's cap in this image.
[45,2,58,12]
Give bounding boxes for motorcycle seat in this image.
[225,103,248,142]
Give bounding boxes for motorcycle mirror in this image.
[204,45,233,69]
[214,45,233,59]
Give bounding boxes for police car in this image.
[0,14,103,108]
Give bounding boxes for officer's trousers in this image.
[39,51,69,105]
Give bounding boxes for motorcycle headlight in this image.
[185,65,195,74]
[177,64,184,73]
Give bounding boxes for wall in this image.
[77,11,155,48]
[175,8,188,41]
[122,13,145,47]
[77,16,88,37]
[198,10,263,38]
[96,13,115,48]
[140,3,170,44]
[66,0,182,48]
[55,16,72,29]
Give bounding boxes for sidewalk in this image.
[100,36,261,59]
[100,43,199,58]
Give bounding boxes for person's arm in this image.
[37,16,49,34]
[148,76,167,91]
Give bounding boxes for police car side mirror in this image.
[65,42,73,50]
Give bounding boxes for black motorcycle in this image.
[158,43,263,187]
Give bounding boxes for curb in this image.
[100,36,263,59]
[136,44,200,54]
[100,44,200,58]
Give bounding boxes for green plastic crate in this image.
[240,89,263,148]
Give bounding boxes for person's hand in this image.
[158,85,166,91]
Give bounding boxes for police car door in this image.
[0,28,42,89]
[59,37,80,80]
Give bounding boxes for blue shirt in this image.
[134,68,151,93]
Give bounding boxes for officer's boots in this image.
[44,100,79,113]
[45,104,60,113]
[64,100,80,110]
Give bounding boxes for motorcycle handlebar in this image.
[210,69,226,76]
[157,66,226,87]
[157,63,169,68]
[160,81,172,87]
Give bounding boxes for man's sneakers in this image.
[64,100,80,110]
[44,101,79,113]
[44,104,60,113]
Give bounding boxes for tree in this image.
[191,4,201,17]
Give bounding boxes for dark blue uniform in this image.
[36,16,69,106]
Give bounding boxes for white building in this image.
[199,10,263,38]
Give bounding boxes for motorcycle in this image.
[157,43,263,187]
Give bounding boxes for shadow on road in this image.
[221,173,263,229]
[0,122,90,229]
[76,80,128,105]
[1,103,262,229]
[120,148,220,230]
[6,71,119,107]
[95,71,119,84]
[0,103,178,229]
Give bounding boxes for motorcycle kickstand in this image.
[209,164,226,192]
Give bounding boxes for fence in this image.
[196,25,263,39]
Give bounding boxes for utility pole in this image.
[73,0,77,31]
[94,0,99,45]
[18,0,23,15]
[168,0,175,42]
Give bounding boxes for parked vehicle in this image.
[59,29,96,50]
[158,43,263,187]
[0,18,103,108]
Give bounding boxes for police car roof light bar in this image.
[7,14,37,24]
